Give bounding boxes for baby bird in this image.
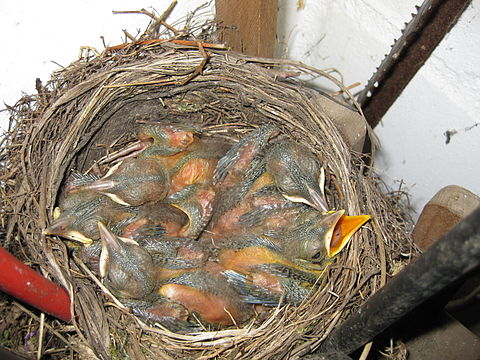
[220,246,319,305]
[165,183,216,240]
[219,210,370,305]
[146,134,229,194]
[206,137,282,243]
[97,222,198,330]
[98,221,158,299]
[98,222,251,328]
[225,210,347,269]
[102,123,201,163]
[207,133,328,243]
[157,262,253,327]
[66,157,170,207]
[140,127,229,238]
[213,124,279,191]
[205,181,296,243]
[264,141,329,213]
[137,123,201,158]
[44,190,137,245]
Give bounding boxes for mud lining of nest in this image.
[1,34,416,359]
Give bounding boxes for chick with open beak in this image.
[219,209,370,305]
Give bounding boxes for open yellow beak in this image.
[328,214,371,257]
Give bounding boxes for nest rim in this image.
[0,34,416,360]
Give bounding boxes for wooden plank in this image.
[412,185,480,251]
[215,0,278,58]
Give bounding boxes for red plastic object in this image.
[0,246,72,322]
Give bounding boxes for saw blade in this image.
[357,0,472,128]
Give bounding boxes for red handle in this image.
[0,246,72,322]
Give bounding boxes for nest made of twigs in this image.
[1,22,416,360]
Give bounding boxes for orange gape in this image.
[158,284,241,326]
[329,215,371,256]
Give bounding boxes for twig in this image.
[113,9,156,19]
[37,312,45,360]
[112,3,179,37]
[359,341,373,360]
[180,41,210,85]
[13,302,72,348]
[331,82,361,96]
[104,38,226,54]
[148,3,180,36]
[158,1,178,23]
[122,29,137,42]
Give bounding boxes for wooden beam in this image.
[215,0,278,58]
[412,185,480,251]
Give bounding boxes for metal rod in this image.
[313,206,480,356]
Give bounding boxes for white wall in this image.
[277,0,480,218]
[0,0,213,131]
[1,1,478,219]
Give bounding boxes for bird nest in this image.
[0,20,416,360]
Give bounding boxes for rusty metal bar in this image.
[358,0,472,129]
